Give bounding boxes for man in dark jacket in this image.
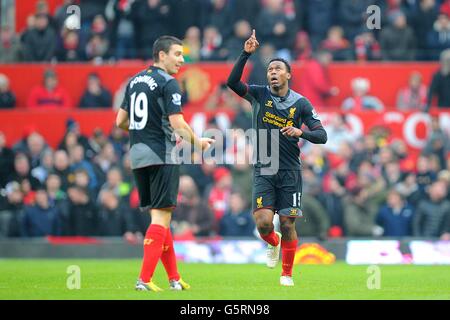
[22,13,56,62]
[21,189,61,237]
[79,73,112,108]
[426,49,450,110]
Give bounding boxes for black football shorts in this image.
[132,165,180,211]
[252,168,303,218]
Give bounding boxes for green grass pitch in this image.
[0,259,449,300]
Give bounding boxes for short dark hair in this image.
[268,58,291,73]
[152,35,183,62]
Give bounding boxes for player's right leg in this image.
[252,171,280,268]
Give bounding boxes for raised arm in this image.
[226,29,259,97]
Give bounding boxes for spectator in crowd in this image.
[79,73,113,108]
[22,13,56,62]
[107,0,136,60]
[56,30,83,62]
[320,26,353,61]
[219,191,255,237]
[396,71,428,110]
[354,31,381,61]
[380,10,416,61]
[292,31,312,61]
[24,132,49,169]
[416,155,438,194]
[423,116,450,170]
[97,189,134,236]
[21,188,61,237]
[45,173,68,212]
[0,181,24,237]
[200,25,227,61]
[93,142,119,179]
[0,25,20,63]
[295,193,330,239]
[296,50,339,108]
[203,0,234,41]
[0,74,16,109]
[168,0,204,39]
[232,0,261,30]
[7,153,42,192]
[224,20,253,62]
[344,186,384,237]
[396,172,423,207]
[412,0,439,60]
[52,150,71,191]
[207,167,232,232]
[172,175,214,237]
[306,0,335,49]
[319,173,346,236]
[58,119,90,154]
[342,77,384,111]
[99,166,131,201]
[413,180,450,238]
[68,145,99,191]
[323,114,356,154]
[109,126,129,158]
[376,188,414,237]
[426,11,450,60]
[338,0,372,41]
[66,184,98,236]
[27,69,72,109]
[31,149,54,184]
[256,0,296,60]
[205,83,241,111]
[0,132,15,188]
[182,26,201,63]
[85,128,108,160]
[426,48,450,110]
[85,34,110,62]
[131,0,170,60]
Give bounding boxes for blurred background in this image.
[0,0,449,264]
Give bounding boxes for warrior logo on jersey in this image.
[288,107,296,119]
[172,93,182,106]
[265,100,273,108]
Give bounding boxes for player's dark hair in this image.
[153,36,183,62]
[268,58,291,73]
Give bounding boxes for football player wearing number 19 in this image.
[116,36,214,292]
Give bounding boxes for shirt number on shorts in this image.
[129,92,148,130]
[292,192,301,207]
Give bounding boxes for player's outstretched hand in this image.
[281,126,302,138]
[201,137,215,151]
[244,29,260,54]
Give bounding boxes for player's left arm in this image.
[281,99,327,144]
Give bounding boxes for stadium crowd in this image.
[0,110,449,240]
[1,0,450,63]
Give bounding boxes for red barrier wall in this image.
[0,62,439,110]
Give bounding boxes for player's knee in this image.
[280,219,295,235]
[255,217,273,235]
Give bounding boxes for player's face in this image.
[161,44,184,75]
[267,61,291,90]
